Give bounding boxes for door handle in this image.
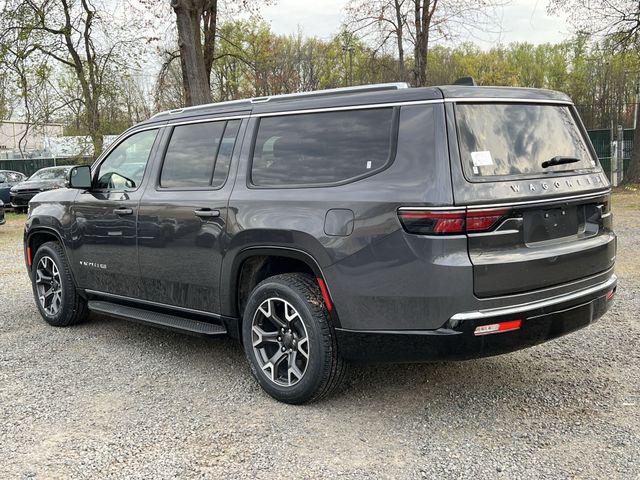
[113,207,133,215]
[194,208,220,218]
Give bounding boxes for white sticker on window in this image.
[366,160,372,169]
[471,151,493,167]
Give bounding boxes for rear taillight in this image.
[398,208,510,235]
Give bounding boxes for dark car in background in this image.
[0,170,27,206]
[10,166,73,212]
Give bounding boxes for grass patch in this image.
[612,186,640,210]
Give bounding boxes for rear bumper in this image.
[336,274,616,363]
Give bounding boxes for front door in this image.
[70,128,161,298]
[137,117,244,313]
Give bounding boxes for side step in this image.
[88,301,227,337]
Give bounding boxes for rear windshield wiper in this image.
[541,156,581,169]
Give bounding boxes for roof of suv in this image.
[137,83,573,129]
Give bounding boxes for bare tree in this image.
[346,0,408,80]
[347,0,503,86]
[0,0,139,155]
[549,0,639,183]
[171,0,214,106]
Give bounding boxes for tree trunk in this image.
[202,0,217,87]
[172,0,213,106]
[393,0,405,81]
[413,0,434,87]
[624,104,640,184]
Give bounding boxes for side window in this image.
[160,119,241,189]
[251,108,397,187]
[211,120,241,188]
[95,129,158,190]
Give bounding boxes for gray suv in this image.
[23,83,616,403]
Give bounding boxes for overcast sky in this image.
[261,0,571,47]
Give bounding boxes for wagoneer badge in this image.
[509,174,604,193]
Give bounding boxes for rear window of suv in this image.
[455,103,598,180]
[251,108,397,187]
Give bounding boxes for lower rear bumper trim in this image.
[450,274,617,322]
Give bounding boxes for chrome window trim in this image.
[444,97,572,105]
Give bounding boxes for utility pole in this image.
[341,32,354,87]
[634,74,639,130]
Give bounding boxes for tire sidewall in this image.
[31,243,74,326]
[242,278,329,403]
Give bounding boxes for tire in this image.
[31,241,89,327]
[242,273,347,404]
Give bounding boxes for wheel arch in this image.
[25,227,77,286]
[224,246,340,329]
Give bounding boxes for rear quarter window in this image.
[251,108,398,187]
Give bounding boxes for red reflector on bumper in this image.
[317,278,332,312]
[606,289,615,300]
[27,246,32,266]
[474,319,522,336]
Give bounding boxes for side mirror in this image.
[69,165,92,189]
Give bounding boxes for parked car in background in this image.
[10,166,73,212]
[0,170,27,207]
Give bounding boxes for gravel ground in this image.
[1,195,639,480]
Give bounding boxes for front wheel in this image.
[242,273,347,404]
[31,241,89,327]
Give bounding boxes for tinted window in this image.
[96,129,157,190]
[251,108,396,186]
[456,104,598,179]
[160,120,240,189]
[212,120,241,187]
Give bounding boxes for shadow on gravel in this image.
[84,310,550,415]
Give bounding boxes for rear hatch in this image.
[449,99,615,297]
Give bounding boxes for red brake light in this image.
[398,208,510,235]
[466,208,510,232]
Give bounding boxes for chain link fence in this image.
[0,156,93,177]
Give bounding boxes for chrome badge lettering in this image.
[80,261,107,270]
[509,174,606,195]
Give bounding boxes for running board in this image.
[88,301,227,336]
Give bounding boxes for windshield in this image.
[29,167,71,181]
[456,103,598,179]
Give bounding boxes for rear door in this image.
[137,116,246,313]
[448,101,615,297]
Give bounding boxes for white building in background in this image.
[0,120,64,154]
[0,120,120,159]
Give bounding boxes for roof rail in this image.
[150,82,410,119]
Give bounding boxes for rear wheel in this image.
[31,241,89,327]
[242,273,347,404]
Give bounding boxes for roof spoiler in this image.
[452,76,477,86]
